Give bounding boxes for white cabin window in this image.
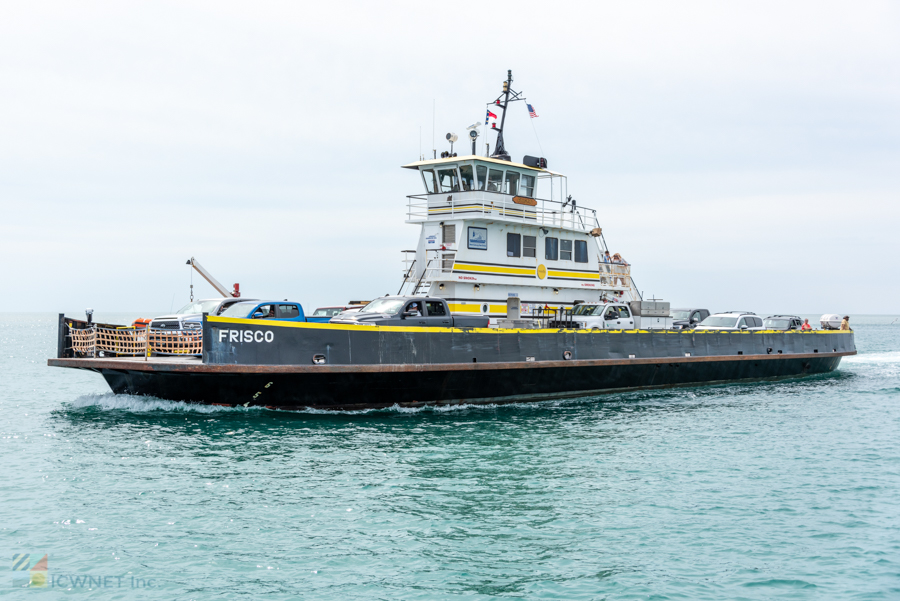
[560,239,573,261]
[422,169,437,194]
[520,174,535,198]
[476,165,487,190]
[523,235,536,258]
[437,168,460,192]
[459,165,475,191]
[504,171,520,195]
[487,169,504,192]
[574,240,588,263]
[545,237,559,261]
[507,233,521,257]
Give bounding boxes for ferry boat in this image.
[47,71,856,410]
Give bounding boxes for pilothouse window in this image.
[560,239,573,261]
[520,174,535,197]
[504,171,520,195]
[437,169,460,192]
[459,165,475,191]
[476,165,487,190]
[421,169,437,194]
[487,169,504,192]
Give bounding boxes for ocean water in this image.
[2,313,899,600]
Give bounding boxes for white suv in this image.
[694,312,764,332]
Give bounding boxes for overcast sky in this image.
[1,1,898,316]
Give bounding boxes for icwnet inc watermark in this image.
[12,554,158,589]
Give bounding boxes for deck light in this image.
[553,288,559,294]
[474,284,481,291]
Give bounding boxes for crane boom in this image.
[186,257,238,298]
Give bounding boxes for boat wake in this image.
[840,352,900,390]
[63,393,587,416]
[296,400,561,416]
[842,351,900,364]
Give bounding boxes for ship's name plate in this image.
[513,196,537,206]
[218,329,274,343]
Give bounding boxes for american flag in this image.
[527,103,538,118]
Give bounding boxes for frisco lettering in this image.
[217,329,274,343]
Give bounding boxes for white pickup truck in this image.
[571,301,672,330]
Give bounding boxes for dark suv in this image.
[763,315,803,331]
[670,308,710,330]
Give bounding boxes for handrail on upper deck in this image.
[406,191,599,231]
[407,190,596,214]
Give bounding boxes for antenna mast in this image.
[490,69,525,161]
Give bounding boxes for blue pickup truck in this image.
[196,300,307,323]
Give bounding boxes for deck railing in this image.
[406,191,600,232]
[66,324,203,357]
[599,263,631,287]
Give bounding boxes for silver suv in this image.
[694,312,764,332]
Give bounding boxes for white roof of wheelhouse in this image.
[401,155,558,175]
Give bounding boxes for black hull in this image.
[51,315,856,410]
[85,353,844,410]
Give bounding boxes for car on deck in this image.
[694,312,764,332]
[329,296,489,328]
[306,306,349,323]
[570,303,636,330]
[306,303,369,323]
[763,315,803,330]
[214,300,307,322]
[670,308,710,330]
[150,298,256,331]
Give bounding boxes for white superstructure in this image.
[397,155,638,319]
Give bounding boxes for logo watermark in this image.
[12,554,48,588]
[12,554,158,589]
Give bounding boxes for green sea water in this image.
[2,314,899,599]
